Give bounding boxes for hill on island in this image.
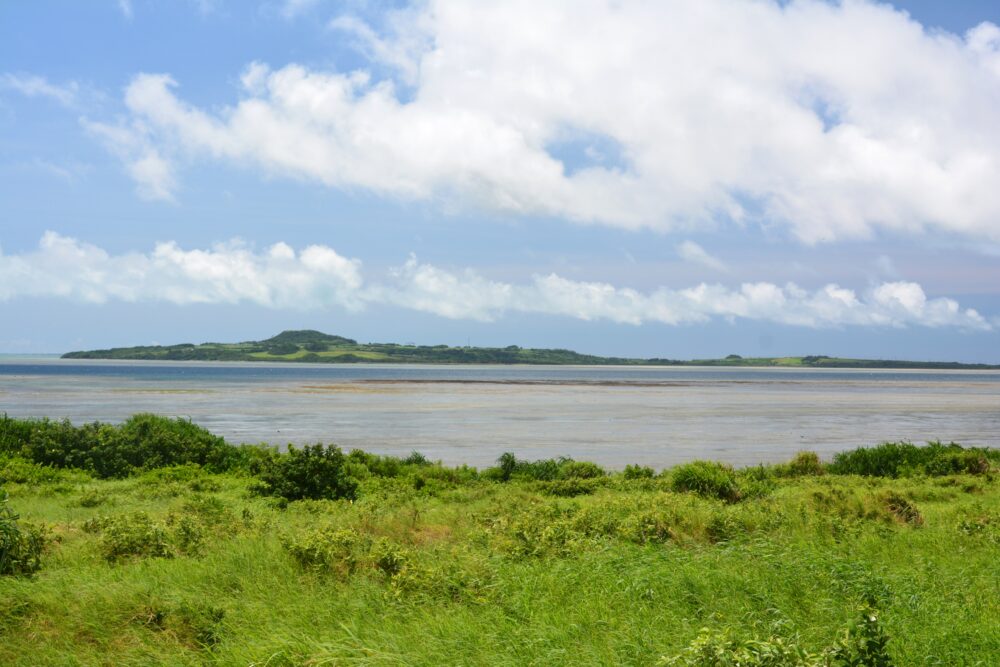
[61,330,1000,369]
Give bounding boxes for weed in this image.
[283,526,368,577]
[623,463,656,480]
[92,512,173,563]
[782,451,826,477]
[879,492,924,527]
[0,489,45,576]
[671,461,742,503]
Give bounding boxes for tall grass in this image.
[0,416,997,665]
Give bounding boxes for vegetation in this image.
[250,443,359,502]
[61,329,1000,368]
[1,414,999,664]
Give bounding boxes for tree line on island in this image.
[61,329,1000,369]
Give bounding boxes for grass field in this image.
[2,416,999,665]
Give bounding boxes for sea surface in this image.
[1,359,998,468]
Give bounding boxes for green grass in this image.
[1,425,999,665]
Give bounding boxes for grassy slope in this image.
[61,330,1000,368]
[3,458,999,664]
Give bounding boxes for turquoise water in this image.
[2,359,998,467]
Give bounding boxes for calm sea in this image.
[1,359,998,468]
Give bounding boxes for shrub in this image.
[537,478,602,497]
[93,512,173,563]
[737,465,777,499]
[783,451,826,477]
[491,453,603,482]
[558,460,606,479]
[879,491,924,527]
[623,464,656,480]
[658,627,814,666]
[283,526,367,576]
[0,414,242,478]
[0,489,45,576]
[347,449,405,478]
[174,603,226,648]
[76,490,111,508]
[670,461,742,503]
[830,442,992,478]
[826,607,893,666]
[0,456,92,486]
[402,451,431,466]
[252,444,359,502]
[658,607,892,666]
[371,538,411,577]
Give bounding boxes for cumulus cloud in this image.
[0,232,363,309]
[677,241,728,272]
[83,119,177,200]
[92,0,1000,243]
[1,73,79,107]
[0,233,991,331]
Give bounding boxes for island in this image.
[61,329,1000,369]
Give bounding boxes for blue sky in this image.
[1,0,999,361]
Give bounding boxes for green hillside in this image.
[61,330,1000,369]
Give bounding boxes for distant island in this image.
[60,329,1000,369]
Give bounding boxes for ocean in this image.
[2,359,998,468]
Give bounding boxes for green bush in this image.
[782,451,826,477]
[537,478,602,497]
[283,526,368,576]
[490,453,604,482]
[878,491,924,527]
[0,456,93,486]
[830,442,991,478]
[623,464,656,480]
[251,444,359,502]
[371,538,411,577]
[0,414,242,478]
[558,460,606,479]
[93,512,173,563]
[658,607,893,666]
[671,461,742,503]
[0,489,45,576]
[658,627,815,666]
[402,451,431,466]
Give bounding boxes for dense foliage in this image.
[829,441,996,478]
[0,413,245,478]
[0,489,44,577]
[251,443,359,502]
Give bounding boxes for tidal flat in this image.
[2,360,998,468]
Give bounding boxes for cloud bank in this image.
[0,233,991,331]
[89,0,1000,243]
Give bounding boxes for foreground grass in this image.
[1,423,999,665]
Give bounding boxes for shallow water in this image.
[1,359,998,468]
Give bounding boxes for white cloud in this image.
[83,118,177,201]
[281,0,319,19]
[118,0,133,20]
[1,73,79,107]
[677,241,728,272]
[94,1,1000,244]
[0,232,363,309]
[0,233,991,331]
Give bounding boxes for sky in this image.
[1,0,999,362]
